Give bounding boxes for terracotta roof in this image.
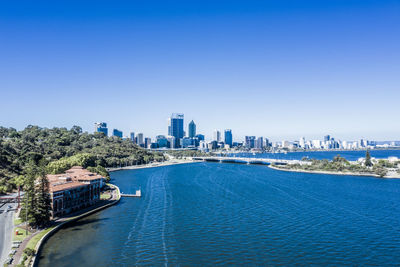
[49,181,86,192]
[47,167,104,192]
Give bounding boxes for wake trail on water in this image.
[161,168,169,266]
[120,171,153,263]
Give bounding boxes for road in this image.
[0,198,17,265]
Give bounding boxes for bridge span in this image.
[192,156,303,166]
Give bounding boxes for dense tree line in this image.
[167,150,211,159]
[0,125,164,193]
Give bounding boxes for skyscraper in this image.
[224,129,232,147]
[245,136,256,148]
[299,137,306,148]
[137,133,144,146]
[255,137,263,149]
[130,132,135,143]
[213,130,221,142]
[168,113,184,148]
[145,137,151,148]
[112,129,123,138]
[94,122,108,136]
[188,120,196,138]
[156,135,168,148]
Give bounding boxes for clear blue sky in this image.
[1,0,399,141]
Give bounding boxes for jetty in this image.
[121,189,142,198]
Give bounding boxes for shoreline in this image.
[268,165,400,179]
[226,148,400,155]
[107,159,199,172]
[28,184,121,267]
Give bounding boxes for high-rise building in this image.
[130,132,135,143]
[196,134,205,141]
[264,138,270,148]
[281,140,290,148]
[168,113,184,148]
[299,137,306,148]
[156,135,168,148]
[137,133,144,146]
[188,120,196,138]
[182,137,195,148]
[95,122,108,136]
[224,129,233,147]
[145,137,152,148]
[167,136,176,149]
[208,141,218,150]
[324,135,331,142]
[112,129,123,138]
[213,130,221,142]
[245,136,256,148]
[312,140,322,149]
[255,137,263,149]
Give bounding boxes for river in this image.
[38,161,400,266]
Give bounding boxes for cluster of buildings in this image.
[278,135,400,150]
[95,114,239,150]
[95,115,400,152]
[47,166,105,217]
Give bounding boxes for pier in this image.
[121,189,142,198]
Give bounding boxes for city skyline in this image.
[94,114,399,147]
[1,1,399,140]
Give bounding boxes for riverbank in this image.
[107,158,198,172]
[6,184,121,267]
[269,165,400,179]
[28,184,121,267]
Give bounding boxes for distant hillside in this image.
[0,125,164,193]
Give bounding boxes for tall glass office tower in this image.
[188,120,196,138]
[224,129,233,147]
[168,113,184,148]
[94,122,108,136]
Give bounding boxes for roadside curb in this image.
[29,184,121,267]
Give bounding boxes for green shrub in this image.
[23,247,35,257]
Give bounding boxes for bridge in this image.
[0,191,24,208]
[0,196,21,210]
[192,156,304,166]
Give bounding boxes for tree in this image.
[365,150,373,167]
[35,171,51,227]
[373,165,387,177]
[20,160,51,227]
[20,162,38,226]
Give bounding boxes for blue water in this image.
[38,162,400,266]
[229,149,400,161]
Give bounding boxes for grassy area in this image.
[14,216,23,226]
[12,227,32,242]
[100,192,111,200]
[106,183,121,200]
[26,226,56,250]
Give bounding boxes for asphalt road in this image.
[0,201,17,265]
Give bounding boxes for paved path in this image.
[0,202,16,265]
[10,230,40,267]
